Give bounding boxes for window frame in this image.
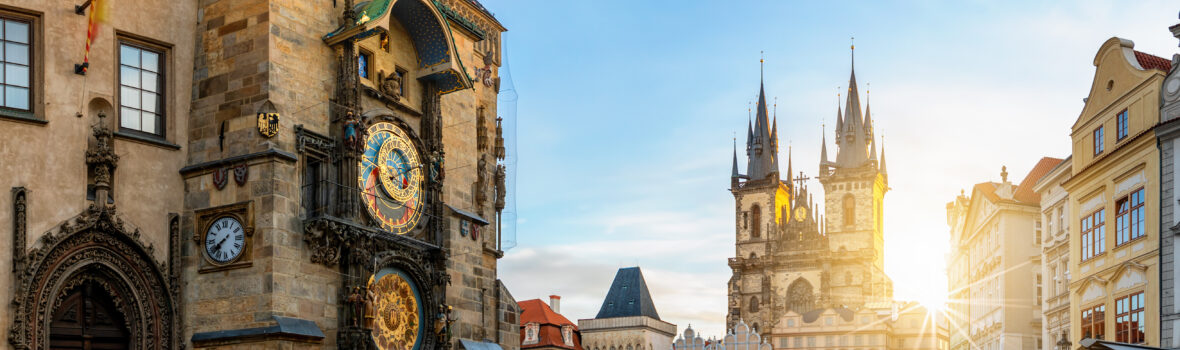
[1080,209,1106,261]
[0,9,39,123]
[1081,304,1106,340]
[115,36,167,138]
[1093,126,1105,156]
[358,48,373,80]
[1115,291,1145,344]
[1115,188,1145,246]
[1116,109,1128,141]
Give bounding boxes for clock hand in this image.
[214,234,230,252]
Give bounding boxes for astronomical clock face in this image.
[369,269,424,350]
[359,122,425,234]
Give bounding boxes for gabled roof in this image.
[594,267,661,320]
[518,299,575,327]
[1134,50,1172,72]
[1014,157,1064,203]
[518,299,582,350]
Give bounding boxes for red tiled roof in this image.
[1134,50,1172,72]
[971,157,1063,205]
[1014,157,1064,204]
[519,299,575,327]
[518,299,583,350]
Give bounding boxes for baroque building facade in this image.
[1064,37,1168,348]
[945,159,1058,350]
[1034,157,1073,350]
[0,0,519,349]
[726,49,945,350]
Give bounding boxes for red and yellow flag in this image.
[81,0,108,73]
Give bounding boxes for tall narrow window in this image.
[0,17,30,112]
[1116,109,1128,141]
[1115,291,1145,343]
[843,195,855,226]
[1081,209,1105,260]
[1116,188,1145,246]
[1093,126,1105,155]
[750,204,761,238]
[1082,304,1106,340]
[1035,274,1042,306]
[119,42,164,135]
[358,51,371,79]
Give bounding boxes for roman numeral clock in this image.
[195,201,255,272]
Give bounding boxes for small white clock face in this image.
[204,216,245,263]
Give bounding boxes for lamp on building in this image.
[1056,333,1072,350]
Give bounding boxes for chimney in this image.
[549,295,561,314]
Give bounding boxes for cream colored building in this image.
[946,159,1059,350]
[1064,37,1169,348]
[1035,157,1073,349]
[769,302,945,350]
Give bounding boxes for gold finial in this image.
[851,36,855,50]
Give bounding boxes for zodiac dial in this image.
[359,122,425,234]
[368,268,424,350]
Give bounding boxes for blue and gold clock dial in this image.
[359,122,424,234]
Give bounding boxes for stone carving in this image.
[787,279,815,313]
[8,204,176,350]
[475,156,488,208]
[477,111,489,151]
[12,187,26,276]
[494,164,507,212]
[232,163,249,186]
[494,117,506,160]
[212,167,229,190]
[295,124,337,157]
[86,113,119,206]
[377,70,402,101]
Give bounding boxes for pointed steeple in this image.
[745,71,780,182]
[786,144,794,189]
[834,43,869,169]
[820,124,830,174]
[880,136,888,175]
[835,95,843,144]
[732,139,740,178]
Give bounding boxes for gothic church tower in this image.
[817,47,893,307]
[727,76,793,331]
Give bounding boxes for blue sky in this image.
[481,0,1180,337]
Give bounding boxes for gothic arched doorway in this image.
[49,281,130,350]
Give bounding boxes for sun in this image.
[917,291,948,313]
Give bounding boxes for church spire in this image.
[786,144,794,189]
[880,135,888,175]
[732,138,740,178]
[820,124,829,174]
[744,57,780,182]
[834,42,870,169]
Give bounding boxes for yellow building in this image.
[1063,37,1171,348]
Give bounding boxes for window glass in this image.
[119,43,164,135]
[0,18,30,111]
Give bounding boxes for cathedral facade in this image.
[727,52,891,333]
[726,51,945,350]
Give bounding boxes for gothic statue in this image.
[377,70,402,101]
[347,286,366,328]
[494,164,506,211]
[494,117,505,160]
[343,112,362,152]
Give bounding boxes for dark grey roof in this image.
[595,267,660,320]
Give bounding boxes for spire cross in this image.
[793,172,811,188]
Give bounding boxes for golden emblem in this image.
[257,112,279,138]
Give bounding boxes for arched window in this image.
[787,279,816,313]
[843,195,855,226]
[749,296,760,312]
[751,204,762,238]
